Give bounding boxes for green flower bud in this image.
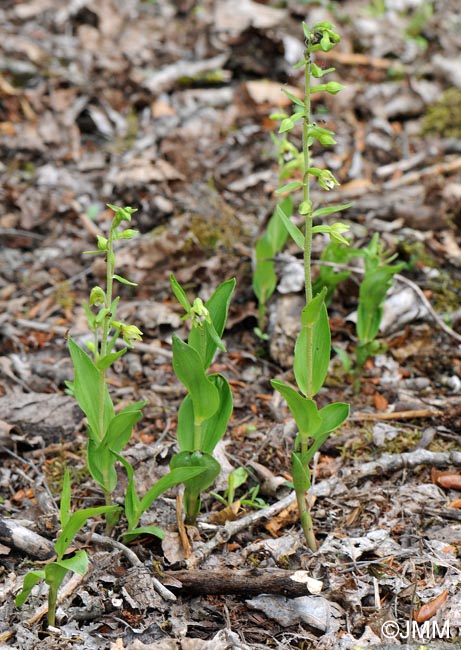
[89,286,106,306]
[97,235,108,251]
[191,298,211,326]
[325,82,345,94]
[115,229,138,240]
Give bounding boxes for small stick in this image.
[176,494,192,558]
[351,409,443,421]
[186,491,297,568]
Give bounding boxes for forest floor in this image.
[1,0,461,648]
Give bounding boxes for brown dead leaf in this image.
[11,487,35,504]
[447,498,461,509]
[264,499,298,536]
[414,590,449,623]
[110,640,125,650]
[209,500,241,524]
[436,474,461,490]
[373,393,388,412]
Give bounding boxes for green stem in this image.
[47,583,58,628]
[184,490,199,525]
[98,226,115,533]
[295,487,317,552]
[193,419,202,451]
[303,52,314,400]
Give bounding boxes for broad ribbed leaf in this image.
[172,336,219,422]
[68,337,114,438]
[294,305,331,397]
[177,375,232,453]
[271,380,320,436]
[170,451,221,498]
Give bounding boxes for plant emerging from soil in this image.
[270,22,350,550]
[15,471,118,627]
[170,275,235,524]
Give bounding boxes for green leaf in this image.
[60,469,71,529]
[15,569,46,607]
[279,117,294,133]
[307,402,349,459]
[170,451,221,498]
[177,374,233,453]
[172,336,219,423]
[229,467,249,492]
[294,304,331,397]
[271,380,321,437]
[268,197,292,252]
[112,452,140,531]
[47,550,89,583]
[54,505,120,559]
[138,466,206,518]
[96,348,127,370]
[275,181,303,195]
[281,88,304,107]
[291,451,311,493]
[276,204,304,248]
[300,288,327,326]
[199,374,233,453]
[87,438,115,492]
[170,274,192,313]
[122,525,165,543]
[253,258,277,305]
[102,408,143,455]
[312,202,353,218]
[317,402,349,437]
[68,337,114,438]
[176,395,194,451]
[113,274,137,286]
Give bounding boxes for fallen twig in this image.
[186,490,297,568]
[351,409,442,421]
[163,568,316,598]
[0,516,54,560]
